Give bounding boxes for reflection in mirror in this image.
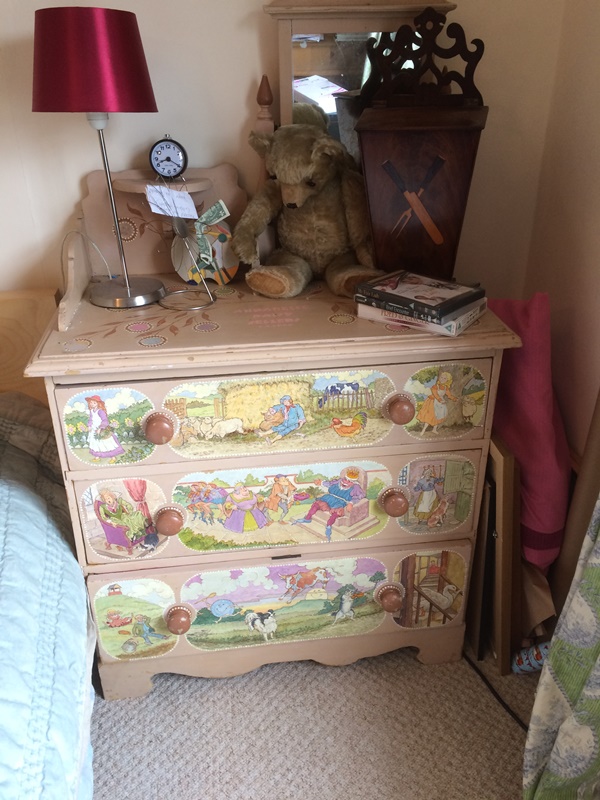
[292,31,418,163]
[292,32,373,143]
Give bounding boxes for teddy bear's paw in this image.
[245,267,297,299]
[327,267,386,299]
[230,233,258,265]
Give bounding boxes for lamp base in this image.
[89,276,166,309]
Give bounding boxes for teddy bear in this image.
[231,117,384,299]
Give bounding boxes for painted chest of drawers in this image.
[26,280,520,699]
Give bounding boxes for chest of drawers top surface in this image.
[26,280,520,381]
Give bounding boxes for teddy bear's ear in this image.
[311,135,348,167]
[248,130,274,158]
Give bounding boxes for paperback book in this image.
[357,297,487,337]
[355,269,485,322]
[355,293,486,326]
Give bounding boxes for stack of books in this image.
[354,269,487,337]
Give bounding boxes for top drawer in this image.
[55,360,493,471]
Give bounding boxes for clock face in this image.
[149,138,188,178]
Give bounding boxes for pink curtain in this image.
[488,293,570,572]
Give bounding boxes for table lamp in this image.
[32,6,166,308]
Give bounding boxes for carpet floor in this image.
[90,648,539,800]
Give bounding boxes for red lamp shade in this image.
[32,6,157,113]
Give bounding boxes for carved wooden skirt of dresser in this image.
[26,281,520,700]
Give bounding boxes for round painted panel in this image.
[62,387,155,466]
[180,556,388,651]
[163,369,395,460]
[395,454,476,535]
[80,478,169,561]
[93,578,178,660]
[391,549,466,629]
[173,460,392,554]
[403,364,486,440]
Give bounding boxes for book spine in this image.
[433,297,487,324]
[357,299,486,336]
[355,293,487,324]
[355,293,454,323]
[355,285,484,321]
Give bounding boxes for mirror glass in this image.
[292,33,374,112]
[292,32,374,142]
[292,31,416,159]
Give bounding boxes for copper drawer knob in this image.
[379,488,409,518]
[165,605,193,635]
[386,394,415,425]
[144,412,175,445]
[155,506,184,537]
[375,584,405,613]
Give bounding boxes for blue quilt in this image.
[0,393,95,800]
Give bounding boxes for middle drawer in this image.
[70,446,486,568]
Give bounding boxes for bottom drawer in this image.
[89,541,472,699]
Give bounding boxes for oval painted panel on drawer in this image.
[403,363,487,441]
[165,369,396,459]
[180,556,387,651]
[390,547,468,629]
[394,453,477,536]
[174,460,392,554]
[79,478,170,561]
[62,387,155,467]
[93,578,178,661]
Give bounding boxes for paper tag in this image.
[145,185,199,219]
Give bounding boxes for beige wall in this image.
[1,0,278,293]
[2,0,598,455]
[524,0,600,459]
[450,0,563,299]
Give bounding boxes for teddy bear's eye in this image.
[305,179,317,188]
[268,174,277,181]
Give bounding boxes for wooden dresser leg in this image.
[415,625,466,665]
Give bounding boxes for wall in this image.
[1,0,560,294]
[0,0,278,294]
[524,0,600,459]
[450,0,563,299]
[4,0,598,457]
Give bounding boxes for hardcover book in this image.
[355,269,485,321]
[357,297,487,337]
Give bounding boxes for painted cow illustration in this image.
[279,566,330,603]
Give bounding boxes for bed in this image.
[0,291,95,800]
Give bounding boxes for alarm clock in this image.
[149,135,188,179]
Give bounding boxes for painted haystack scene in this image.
[164,369,395,459]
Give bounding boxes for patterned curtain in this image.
[523,492,600,797]
[123,479,150,520]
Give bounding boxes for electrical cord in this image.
[60,229,114,294]
[462,650,529,732]
[59,187,216,311]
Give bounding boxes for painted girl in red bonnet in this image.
[86,395,125,462]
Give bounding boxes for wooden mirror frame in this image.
[264,0,457,124]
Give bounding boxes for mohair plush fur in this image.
[231,122,384,298]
